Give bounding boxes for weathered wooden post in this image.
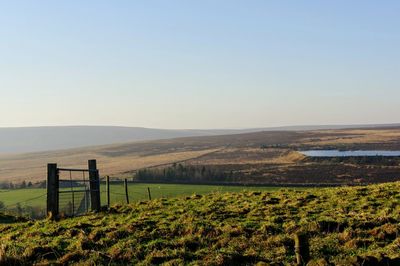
[294,232,310,265]
[124,178,129,204]
[147,187,152,200]
[47,163,59,219]
[88,159,101,212]
[106,175,110,208]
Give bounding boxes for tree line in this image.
[307,156,400,166]
[0,180,46,189]
[136,163,239,183]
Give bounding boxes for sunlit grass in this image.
[0,182,399,264]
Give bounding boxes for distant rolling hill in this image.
[0,126,251,154]
[1,126,400,183]
[1,124,399,154]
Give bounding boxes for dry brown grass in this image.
[0,147,220,182]
[188,148,305,165]
[301,129,400,146]
[1,127,400,183]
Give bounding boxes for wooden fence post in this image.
[147,187,152,200]
[124,178,129,204]
[294,232,310,265]
[88,159,101,212]
[47,163,59,219]
[106,175,110,208]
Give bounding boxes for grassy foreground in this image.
[0,183,399,265]
[0,183,281,215]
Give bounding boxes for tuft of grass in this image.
[0,182,399,265]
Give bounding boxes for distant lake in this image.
[300,150,400,157]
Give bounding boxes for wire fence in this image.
[1,177,280,220]
[100,180,151,205]
[59,190,90,217]
[0,193,47,219]
[0,178,161,219]
[58,168,92,217]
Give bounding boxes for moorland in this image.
[1,126,400,185]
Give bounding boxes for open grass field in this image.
[0,188,48,208]
[0,183,284,214]
[0,182,399,265]
[101,183,283,205]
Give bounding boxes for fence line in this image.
[3,173,314,220]
[1,180,157,219]
[1,193,47,219]
[5,193,47,208]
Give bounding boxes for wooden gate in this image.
[47,159,101,218]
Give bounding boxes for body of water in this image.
[300,150,400,157]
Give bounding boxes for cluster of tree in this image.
[0,180,33,189]
[136,163,239,183]
[0,180,46,190]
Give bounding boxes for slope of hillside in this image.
[1,182,399,265]
[2,124,399,154]
[2,127,400,183]
[0,130,304,182]
[0,126,222,154]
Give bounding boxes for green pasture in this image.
[0,188,47,208]
[0,183,288,210]
[2,182,399,264]
[102,183,284,205]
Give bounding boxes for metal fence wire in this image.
[2,193,47,219]
[58,169,93,217]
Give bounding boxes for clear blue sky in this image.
[0,1,399,129]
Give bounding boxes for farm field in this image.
[0,182,399,265]
[0,183,284,214]
[100,183,284,204]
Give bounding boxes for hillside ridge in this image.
[1,124,400,154]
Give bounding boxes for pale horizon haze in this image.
[1,1,399,129]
